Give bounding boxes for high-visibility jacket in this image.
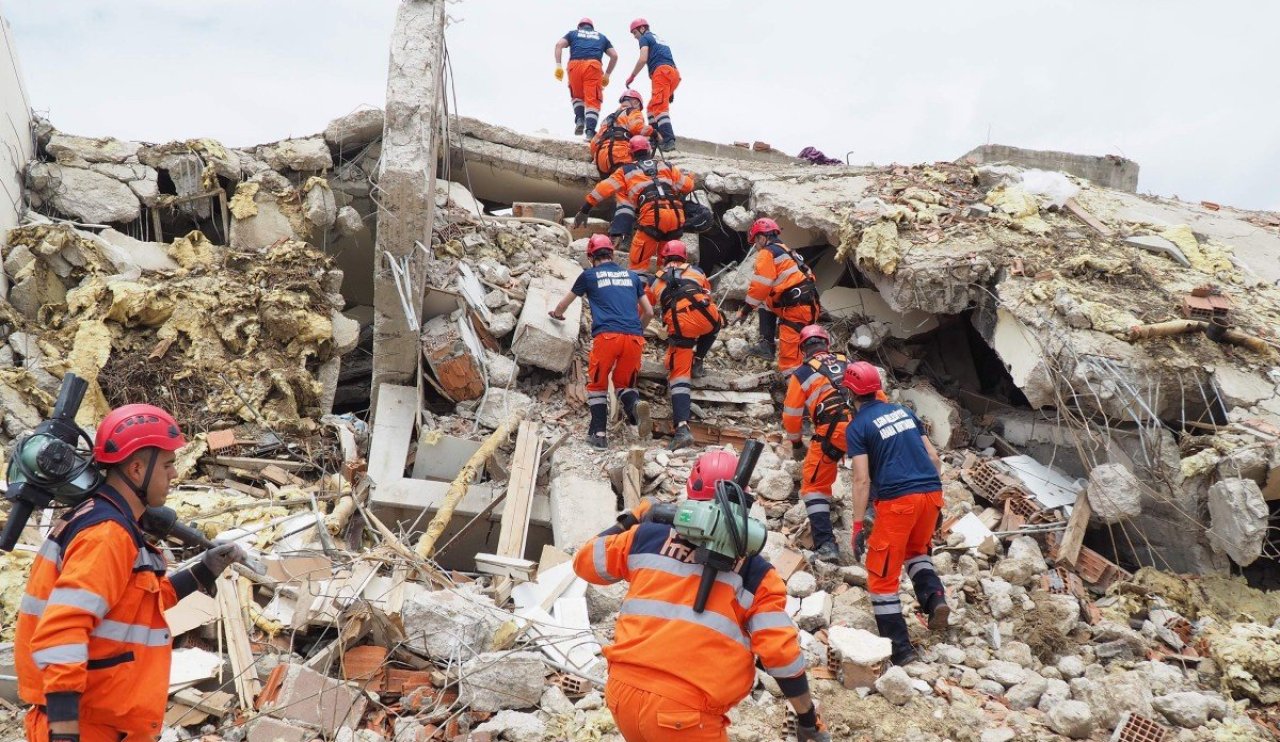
[15,486,205,734]
[590,107,654,174]
[783,351,853,453]
[574,522,806,714]
[745,238,818,317]
[646,262,721,343]
[584,159,694,239]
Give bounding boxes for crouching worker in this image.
[17,404,247,742]
[573,450,830,741]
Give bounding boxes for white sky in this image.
[6,0,1279,211]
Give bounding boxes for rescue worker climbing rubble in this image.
[590,89,656,177]
[733,218,821,375]
[624,18,680,151]
[554,17,619,139]
[842,361,950,666]
[573,135,694,273]
[646,239,722,451]
[549,234,653,450]
[574,450,830,742]
[781,325,850,562]
[16,404,246,742]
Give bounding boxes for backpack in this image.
[659,265,719,341]
[633,160,686,240]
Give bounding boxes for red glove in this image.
[851,521,868,561]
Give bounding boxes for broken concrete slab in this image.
[458,651,547,711]
[821,286,939,339]
[304,181,337,230]
[476,388,533,430]
[1206,477,1268,566]
[1085,462,1143,524]
[229,183,300,251]
[46,133,140,165]
[262,663,367,735]
[27,162,140,224]
[93,228,180,273]
[246,716,319,742]
[1213,365,1277,409]
[512,278,580,373]
[256,137,333,172]
[401,586,504,659]
[324,108,385,152]
[1124,234,1190,267]
[549,469,615,550]
[898,381,966,449]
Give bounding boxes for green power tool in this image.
[649,439,768,613]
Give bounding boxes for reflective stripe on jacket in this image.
[745,239,813,309]
[783,352,851,443]
[573,522,805,713]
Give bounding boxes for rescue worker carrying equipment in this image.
[574,137,694,273]
[554,17,619,138]
[549,235,654,450]
[645,240,721,451]
[573,448,830,742]
[781,325,849,562]
[590,89,656,176]
[842,361,950,666]
[733,218,821,374]
[624,18,680,151]
[16,401,247,742]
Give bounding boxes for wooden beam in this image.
[689,389,772,405]
[215,573,260,709]
[496,421,542,560]
[475,553,538,581]
[621,447,644,510]
[367,383,418,486]
[1064,198,1114,238]
[1058,490,1091,567]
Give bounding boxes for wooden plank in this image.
[164,591,219,637]
[215,573,260,709]
[496,421,543,559]
[475,553,538,581]
[206,456,310,472]
[367,383,419,487]
[622,447,644,511]
[688,389,772,405]
[1064,198,1114,238]
[260,464,303,487]
[1058,490,1091,567]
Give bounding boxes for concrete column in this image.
[372,0,446,404]
[0,6,35,300]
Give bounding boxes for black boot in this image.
[904,555,949,631]
[872,595,918,665]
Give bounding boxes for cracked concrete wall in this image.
[962,144,1139,192]
[0,4,34,295]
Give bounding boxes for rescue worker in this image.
[781,325,849,562]
[573,135,694,274]
[842,361,950,666]
[624,18,680,151]
[549,234,654,449]
[16,404,246,742]
[646,239,721,451]
[590,89,656,177]
[554,17,618,138]
[574,450,829,742]
[732,218,821,375]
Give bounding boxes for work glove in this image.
[601,73,610,86]
[851,521,868,562]
[202,541,248,578]
[573,210,590,228]
[554,66,564,81]
[791,442,806,462]
[731,308,750,327]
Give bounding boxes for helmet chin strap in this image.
[120,448,159,509]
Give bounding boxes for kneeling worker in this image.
[550,234,653,449]
[646,239,721,451]
[842,361,950,666]
[574,450,829,741]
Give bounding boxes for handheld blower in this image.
[649,439,768,613]
[1,374,261,572]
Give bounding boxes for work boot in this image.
[691,358,707,378]
[922,590,951,632]
[635,400,652,440]
[574,121,584,137]
[892,646,920,667]
[659,138,676,152]
[812,541,840,563]
[746,340,776,360]
[668,424,694,451]
[586,432,608,450]
[584,129,596,140]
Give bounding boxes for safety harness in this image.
[632,159,686,241]
[659,264,721,347]
[806,352,852,461]
[594,111,633,175]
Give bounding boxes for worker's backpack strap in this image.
[635,160,686,240]
[660,266,719,340]
[807,353,852,460]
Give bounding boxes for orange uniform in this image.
[583,159,694,272]
[575,521,808,741]
[16,487,209,740]
[590,107,655,176]
[647,262,721,429]
[745,239,821,373]
[648,65,682,138]
[588,331,645,409]
[782,352,852,549]
[567,59,604,129]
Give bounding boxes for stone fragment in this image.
[1006,675,1048,710]
[29,163,140,223]
[540,685,575,716]
[1040,593,1082,636]
[839,565,868,587]
[992,536,1046,586]
[459,651,547,711]
[722,205,754,231]
[1057,655,1086,680]
[263,663,367,735]
[324,108,385,151]
[584,581,628,623]
[875,665,915,705]
[796,591,832,631]
[401,588,502,659]
[473,710,546,742]
[486,311,517,337]
[229,183,299,251]
[1153,691,1211,728]
[304,183,337,229]
[1206,477,1268,566]
[246,716,319,742]
[484,350,519,387]
[980,660,1028,688]
[1069,673,1154,729]
[93,228,180,272]
[1038,677,1071,713]
[475,388,532,430]
[756,469,795,501]
[786,571,817,598]
[46,133,140,164]
[512,279,580,373]
[725,337,748,360]
[966,202,993,219]
[1047,700,1095,739]
[1085,463,1143,524]
[331,310,360,355]
[256,137,334,171]
[336,205,365,236]
[981,577,1015,619]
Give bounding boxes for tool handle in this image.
[50,374,87,422]
[693,563,717,614]
[733,439,763,489]
[0,498,34,552]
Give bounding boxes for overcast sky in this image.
[6,0,1279,211]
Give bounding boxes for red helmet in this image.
[659,240,687,262]
[586,233,613,257]
[578,17,594,27]
[630,18,649,33]
[748,217,781,242]
[799,325,829,347]
[628,135,652,154]
[687,450,738,501]
[94,404,186,465]
[842,361,883,395]
[619,89,643,105]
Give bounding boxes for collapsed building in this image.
[3,1,1280,740]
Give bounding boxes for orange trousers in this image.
[26,706,153,742]
[587,332,644,395]
[865,490,944,595]
[568,60,604,117]
[647,65,681,120]
[800,420,848,498]
[774,304,820,374]
[628,232,661,273]
[606,679,729,741]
